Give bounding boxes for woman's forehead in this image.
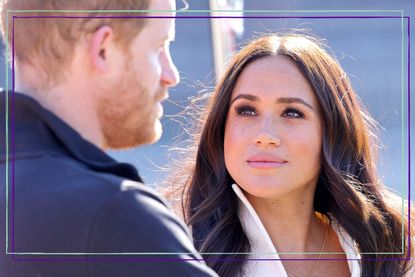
[231,56,317,102]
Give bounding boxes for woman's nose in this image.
[253,117,281,147]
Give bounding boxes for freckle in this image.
[301,202,304,205]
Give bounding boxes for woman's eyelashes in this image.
[234,104,304,119]
[235,104,257,117]
[282,107,304,118]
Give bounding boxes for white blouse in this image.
[231,184,362,277]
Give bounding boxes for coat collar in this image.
[231,184,361,277]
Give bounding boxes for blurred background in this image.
[1,0,414,201]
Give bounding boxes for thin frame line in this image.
[11,14,16,255]
[9,257,411,262]
[406,16,411,259]
[4,12,410,259]
[7,251,406,255]
[401,10,405,255]
[7,9,404,13]
[4,10,9,255]
[11,15,406,19]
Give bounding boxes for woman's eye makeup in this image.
[233,104,304,119]
[282,107,304,118]
[234,104,257,117]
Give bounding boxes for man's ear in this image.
[90,26,115,73]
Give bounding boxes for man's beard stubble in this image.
[96,75,162,150]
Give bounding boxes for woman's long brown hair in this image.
[181,34,413,276]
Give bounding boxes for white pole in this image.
[209,0,227,83]
[209,0,244,83]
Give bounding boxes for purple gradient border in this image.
[8,14,411,263]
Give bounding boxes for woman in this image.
[179,34,413,276]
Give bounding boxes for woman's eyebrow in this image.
[230,94,258,105]
[230,94,314,111]
[276,97,314,111]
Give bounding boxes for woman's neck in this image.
[245,189,326,258]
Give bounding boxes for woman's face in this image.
[224,55,323,201]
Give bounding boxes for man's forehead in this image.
[168,19,176,41]
[144,17,175,41]
[148,0,176,12]
[146,0,176,39]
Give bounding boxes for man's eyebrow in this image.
[159,28,175,43]
[160,34,174,43]
[230,94,314,111]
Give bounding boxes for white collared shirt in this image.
[231,184,361,277]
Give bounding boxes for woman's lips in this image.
[246,154,287,169]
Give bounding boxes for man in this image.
[0,0,217,276]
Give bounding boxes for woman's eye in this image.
[235,105,257,117]
[282,108,304,118]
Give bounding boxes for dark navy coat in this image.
[0,91,217,277]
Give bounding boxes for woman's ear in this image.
[89,25,114,73]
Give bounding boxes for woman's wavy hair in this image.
[182,34,413,277]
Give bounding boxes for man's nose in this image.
[161,49,180,87]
